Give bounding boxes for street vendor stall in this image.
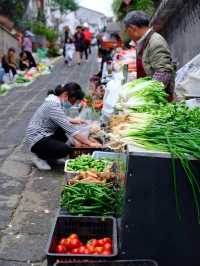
[45,37,200,266]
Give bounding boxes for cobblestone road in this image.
[0,53,99,266]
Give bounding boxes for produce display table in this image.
[45,41,200,266]
[119,144,200,266]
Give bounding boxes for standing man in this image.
[124,11,175,101]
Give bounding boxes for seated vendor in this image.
[2,48,18,77]
[19,51,36,71]
[25,82,102,171]
[0,50,5,83]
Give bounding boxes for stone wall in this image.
[0,26,19,54]
[153,0,200,68]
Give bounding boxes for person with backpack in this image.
[83,25,93,56]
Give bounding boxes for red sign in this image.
[123,0,132,5]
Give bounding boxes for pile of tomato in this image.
[55,233,112,255]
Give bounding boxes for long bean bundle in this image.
[60,182,124,217]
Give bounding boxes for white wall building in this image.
[75,6,107,31]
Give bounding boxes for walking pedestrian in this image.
[25,82,101,170]
[64,37,75,65]
[83,25,93,56]
[124,11,175,101]
[64,26,70,43]
[74,26,85,65]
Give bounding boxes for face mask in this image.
[63,101,72,110]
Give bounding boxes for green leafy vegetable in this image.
[126,102,200,223]
[66,155,109,172]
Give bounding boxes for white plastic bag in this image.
[102,78,122,117]
[179,69,200,96]
[65,44,75,61]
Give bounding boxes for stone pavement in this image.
[0,53,99,266]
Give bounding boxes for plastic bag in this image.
[79,107,100,121]
[179,69,200,97]
[102,78,122,117]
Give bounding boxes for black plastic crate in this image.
[46,215,118,266]
[54,260,158,266]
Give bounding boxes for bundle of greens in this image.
[16,75,30,84]
[0,84,8,96]
[126,102,200,222]
[116,77,168,112]
[60,182,124,217]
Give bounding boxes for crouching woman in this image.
[25,82,101,170]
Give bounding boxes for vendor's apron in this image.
[136,31,155,79]
[136,31,173,102]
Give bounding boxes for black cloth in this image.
[64,31,69,43]
[2,56,17,75]
[19,60,30,71]
[31,127,73,160]
[81,47,88,60]
[74,32,85,52]
[23,51,37,68]
[99,48,112,77]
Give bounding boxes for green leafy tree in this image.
[53,0,78,13]
[112,0,154,20]
[37,9,46,24]
[0,0,28,27]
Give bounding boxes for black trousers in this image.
[81,46,88,60]
[31,128,73,160]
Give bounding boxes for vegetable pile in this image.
[60,182,123,217]
[55,233,113,255]
[126,102,200,222]
[66,155,108,172]
[67,168,125,186]
[0,84,9,96]
[116,77,168,112]
[15,74,30,84]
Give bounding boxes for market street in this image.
[0,54,98,266]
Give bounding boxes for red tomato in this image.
[103,242,112,251]
[60,238,70,247]
[83,248,90,254]
[69,238,81,249]
[97,239,105,246]
[71,248,79,254]
[78,246,86,254]
[95,246,104,254]
[102,237,112,244]
[56,244,66,253]
[85,244,95,254]
[60,238,67,245]
[69,233,79,240]
[87,239,98,247]
[102,250,112,255]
